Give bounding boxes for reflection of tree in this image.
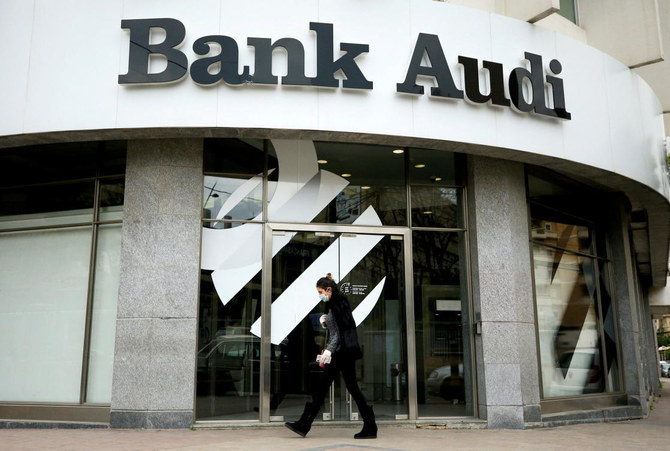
[413,232,460,286]
[411,187,459,228]
[322,185,407,225]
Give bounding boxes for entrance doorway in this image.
[267,228,409,422]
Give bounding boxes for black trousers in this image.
[312,353,368,412]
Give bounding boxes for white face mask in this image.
[319,293,329,303]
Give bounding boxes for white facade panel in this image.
[0,0,667,201]
[0,1,33,136]
[557,37,612,171]
[23,0,123,134]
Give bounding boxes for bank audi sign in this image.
[119,18,571,120]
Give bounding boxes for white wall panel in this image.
[0,1,34,136]
[558,36,613,171]
[0,0,667,201]
[605,57,650,189]
[23,0,123,134]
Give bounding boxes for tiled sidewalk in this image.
[1,381,669,450]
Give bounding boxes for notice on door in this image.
[341,282,369,296]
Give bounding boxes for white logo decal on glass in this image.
[201,139,385,344]
[250,206,385,344]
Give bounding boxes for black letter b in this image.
[119,18,187,84]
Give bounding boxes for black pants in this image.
[312,353,368,411]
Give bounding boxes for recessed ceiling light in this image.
[434,177,442,181]
[414,164,426,168]
[423,211,433,215]
[361,186,371,190]
[393,149,404,154]
[317,159,328,164]
[341,173,352,177]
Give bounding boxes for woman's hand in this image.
[317,349,332,365]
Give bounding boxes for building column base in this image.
[110,410,193,429]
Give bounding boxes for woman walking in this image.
[284,274,378,439]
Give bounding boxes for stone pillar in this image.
[605,198,651,415]
[110,139,203,428]
[467,155,541,429]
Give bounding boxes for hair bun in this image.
[326,273,333,280]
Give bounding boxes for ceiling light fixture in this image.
[414,164,426,168]
[317,159,328,164]
[341,173,352,177]
[393,149,404,154]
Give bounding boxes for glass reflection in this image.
[268,142,406,226]
[413,231,472,417]
[411,187,461,228]
[272,232,408,422]
[196,233,262,421]
[409,148,457,186]
[87,223,122,403]
[0,182,95,229]
[270,233,336,419]
[99,178,125,222]
[203,175,263,227]
[533,245,606,397]
[598,259,621,393]
[531,217,591,255]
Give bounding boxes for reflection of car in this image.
[552,350,604,395]
[660,361,670,377]
[197,334,292,397]
[426,363,464,402]
[197,335,262,396]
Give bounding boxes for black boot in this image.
[354,405,377,439]
[285,402,319,437]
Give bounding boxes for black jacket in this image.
[327,292,363,360]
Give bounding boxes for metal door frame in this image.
[258,222,416,422]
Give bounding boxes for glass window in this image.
[268,141,407,226]
[203,139,266,229]
[86,223,122,403]
[409,148,457,186]
[197,220,262,420]
[530,215,592,256]
[99,178,125,222]
[203,175,263,225]
[533,245,606,397]
[204,139,265,175]
[0,141,125,406]
[0,182,95,230]
[529,168,620,399]
[269,232,408,422]
[558,0,577,24]
[413,231,473,417]
[410,149,463,229]
[0,142,100,186]
[0,226,92,402]
[199,138,471,422]
[411,187,462,229]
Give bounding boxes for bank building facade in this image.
[1,0,669,430]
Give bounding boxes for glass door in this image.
[267,229,408,422]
